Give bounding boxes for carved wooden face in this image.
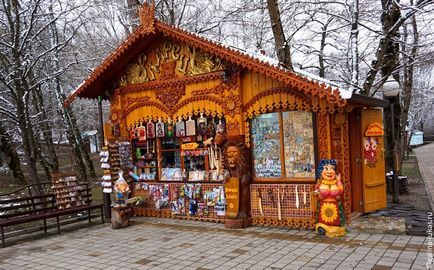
[226,146,241,168]
[321,165,336,181]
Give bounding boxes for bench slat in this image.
[0,194,55,204]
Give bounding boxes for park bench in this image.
[0,182,104,248]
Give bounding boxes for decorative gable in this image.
[119,39,224,87]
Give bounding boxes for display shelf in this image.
[50,173,86,210]
[131,182,225,221]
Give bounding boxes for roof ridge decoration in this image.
[138,1,155,34]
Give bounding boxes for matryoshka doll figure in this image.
[313,159,346,237]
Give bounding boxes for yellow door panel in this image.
[361,108,387,213]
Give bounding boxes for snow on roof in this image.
[238,48,353,99]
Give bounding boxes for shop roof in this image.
[65,5,384,109]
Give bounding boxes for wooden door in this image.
[349,110,363,212]
[361,108,387,212]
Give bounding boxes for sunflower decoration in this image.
[320,202,338,223]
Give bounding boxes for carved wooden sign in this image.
[225,177,239,219]
[119,40,223,86]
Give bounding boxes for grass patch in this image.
[402,155,422,178]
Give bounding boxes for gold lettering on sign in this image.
[119,40,223,86]
[225,177,240,219]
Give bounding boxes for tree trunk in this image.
[400,5,418,171]
[0,123,26,185]
[31,82,59,173]
[47,6,95,180]
[266,0,293,70]
[349,0,359,93]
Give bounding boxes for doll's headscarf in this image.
[316,159,337,180]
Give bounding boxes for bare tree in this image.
[266,0,293,70]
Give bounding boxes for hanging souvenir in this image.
[135,147,142,159]
[146,119,155,138]
[197,113,207,135]
[206,119,216,137]
[216,118,225,134]
[156,118,165,137]
[176,117,185,137]
[129,125,136,140]
[186,115,196,136]
[166,117,174,137]
[138,121,146,142]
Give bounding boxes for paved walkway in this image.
[414,142,434,212]
[0,217,431,270]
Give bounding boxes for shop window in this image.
[132,116,225,182]
[251,113,282,178]
[251,111,315,182]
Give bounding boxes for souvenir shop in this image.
[65,4,389,229]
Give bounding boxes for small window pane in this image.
[282,111,315,178]
[252,112,282,178]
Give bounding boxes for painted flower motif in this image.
[320,202,338,223]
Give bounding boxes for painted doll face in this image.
[364,139,370,151]
[321,164,336,180]
[371,139,378,150]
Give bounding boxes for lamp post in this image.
[382,78,401,204]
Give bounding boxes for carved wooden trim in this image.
[172,95,224,114]
[117,71,223,95]
[317,113,331,160]
[156,83,186,109]
[251,217,314,229]
[226,118,240,136]
[342,119,352,223]
[124,100,170,117]
[243,87,310,112]
[124,96,151,109]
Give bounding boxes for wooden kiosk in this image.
[65,4,389,230]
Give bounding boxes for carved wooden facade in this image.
[66,6,387,230]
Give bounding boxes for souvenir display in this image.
[118,142,133,169]
[188,170,205,181]
[216,118,225,134]
[51,174,85,210]
[206,119,216,137]
[167,183,224,218]
[146,119,155,138]
[148,184,169,210]
[186,115,196,136]
[282,111,315,178]
[175,117,185,137]
[251,113,282,178]
[166,117,174,137]
[113,171,130,208]
[137,122,147,142]
[250,184,312,219]
[196,113,207,135]
[156,118,165,137]
[161,168,182,181]
[108,143,121,184]
[129,125,137,140]
[100,146,112,193]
